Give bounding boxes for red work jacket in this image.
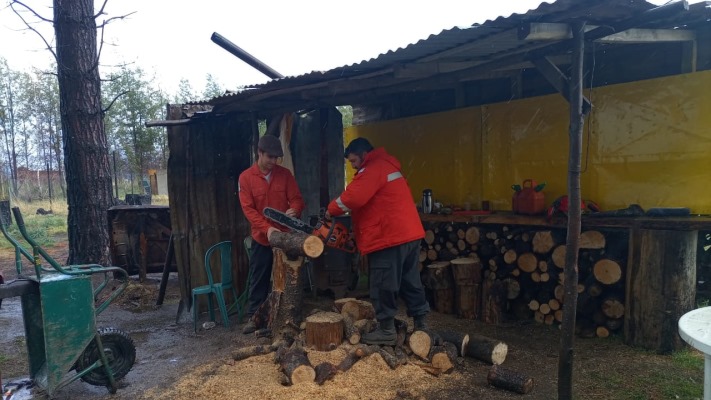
[238,164,305,246]
[327,147,424,255]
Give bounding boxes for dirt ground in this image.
[0,244,704,400]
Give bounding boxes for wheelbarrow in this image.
[0,201,136,398]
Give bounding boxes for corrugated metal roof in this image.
[193,0,710,113]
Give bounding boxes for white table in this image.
[679,306,711,400]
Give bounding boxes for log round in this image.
[305,312,344,351]
[517,253,537,273]
[593,259,622,285]
[580,230,606,249]
[465,226,480,244]
[551,245,566,269]
[268,230,324,259]
[532,231,556,254]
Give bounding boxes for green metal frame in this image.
[0,203,130,396]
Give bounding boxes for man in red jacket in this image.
[327,138,429,345]
[238,134,305,334]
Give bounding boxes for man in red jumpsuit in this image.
[327,138,429,345]
[238,134,305,334]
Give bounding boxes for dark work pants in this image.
[247,240,273,316]
[368,239,430,321]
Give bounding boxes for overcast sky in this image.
[0,0,682,95]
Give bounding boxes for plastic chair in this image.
[192,241,242,332]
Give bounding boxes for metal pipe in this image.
[211,32,284,79]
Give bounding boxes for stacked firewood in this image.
[421,221,628,338]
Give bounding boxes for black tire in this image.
[76,327,136,386]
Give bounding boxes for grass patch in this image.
[581,346,703,399]
[0,199,67,249]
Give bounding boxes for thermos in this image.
[422,189,433,214]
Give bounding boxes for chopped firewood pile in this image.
[230,230,534,395]
[233,297,533,394]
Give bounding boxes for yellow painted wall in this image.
[345,70,711,214]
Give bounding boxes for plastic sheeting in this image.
[345,70,711,214]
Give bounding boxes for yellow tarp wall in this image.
[344,70,711,213]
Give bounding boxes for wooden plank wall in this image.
[167,105,252,311]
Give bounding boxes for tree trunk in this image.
[558,21,586,400]
[268,230,324,259]
[54,0,114,265]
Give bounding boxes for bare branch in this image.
[10,1,57,62]
[94,0,110,19]
[10,0,52,23]
[102,90,130,115]
[96,12,136,29]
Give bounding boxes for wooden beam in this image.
[520,23,695,43]
[681,40,698,73]
[393,61,483,78]
[531,57,591,114]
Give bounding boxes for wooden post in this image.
[625,228,697,353]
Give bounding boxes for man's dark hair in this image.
[344,137,374,158]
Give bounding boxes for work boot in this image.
[361,318,396,345]
[414,315,428,331]
[242,319,257,334]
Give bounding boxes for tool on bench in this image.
[263,207,356,253]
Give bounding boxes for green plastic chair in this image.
[192,241,242,332]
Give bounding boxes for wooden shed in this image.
[156,0,711,352]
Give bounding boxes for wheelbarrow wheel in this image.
[76,327,136,386]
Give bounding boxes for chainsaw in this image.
[263,207,356,253]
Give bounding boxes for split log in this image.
[438,330,470,357]
[353,319,375,336]
[342,315,361,345]
[429,345,454,373]
[465,333,508,365]
[341,300,375,321]
[419,250,428,262]
[414,362,442,376]
[532,231,555,254]
[305,312,344,351]
[593,259,622,285]
[409,330,443,361]
[552,245,566,269]
[378,347,408,370]
[580,230,605,249]
[427,249,438,261]
[314,362,339,385]
[278,347,315,385]
[269,230,324,259]
[334,297,357,313]
[487,364,534,394]
[337,344,376,372]
[517,253,537,273]
[450,257,483,285]
[465,226,480,244]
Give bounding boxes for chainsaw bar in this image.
[263,207,315,235]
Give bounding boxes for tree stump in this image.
[426,261,454,314]
[450,257,483,285]
[454,284,480,320]
[305,312,344,351]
